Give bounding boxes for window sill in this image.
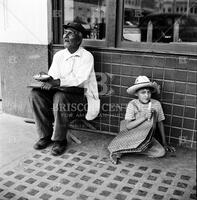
[52,42,197,56]
[117,41,197,56]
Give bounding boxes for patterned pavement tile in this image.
[0,148,196,200]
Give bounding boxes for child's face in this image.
[136,88,151,104]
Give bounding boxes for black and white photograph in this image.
[0,0,196,199]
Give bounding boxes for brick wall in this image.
[87,49,196,149]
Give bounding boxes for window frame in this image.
[116,0,197,56]
[52,0,117,48]
[52,0,64,45]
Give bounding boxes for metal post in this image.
[147,20,153,42]
[187,0,190,16]
[173,19,180,42]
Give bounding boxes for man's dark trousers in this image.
[29,88,86,141]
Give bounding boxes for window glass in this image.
[123,0,197,43]
[64,0,106,40]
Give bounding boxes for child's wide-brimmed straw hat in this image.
[127,76,160,95]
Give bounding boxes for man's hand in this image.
[41,79,60,90]
[144,108,154,121]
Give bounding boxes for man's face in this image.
[136,88,152,104]
[63,28,82,50]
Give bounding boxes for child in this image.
[108,76,175,164]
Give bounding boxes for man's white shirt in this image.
[48,47,100,120]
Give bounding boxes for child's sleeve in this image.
[125,101,136,121]
[156,101,165,122]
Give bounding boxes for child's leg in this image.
[141,138,166,158]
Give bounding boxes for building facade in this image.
[0,0,196,149]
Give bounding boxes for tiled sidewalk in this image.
[0,147,196,200]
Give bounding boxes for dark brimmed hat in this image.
[63,22,86,37]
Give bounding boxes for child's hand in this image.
[144,109,154,121]
[164,144,176,152]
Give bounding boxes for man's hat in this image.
[127,76,160,95]
[63,22,86,37]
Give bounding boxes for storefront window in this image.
[123,0,197,43]
[64,0,106,40]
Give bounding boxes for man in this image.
[29,22,100,156]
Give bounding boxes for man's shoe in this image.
[51,140,67,156]
[33,138,52,150]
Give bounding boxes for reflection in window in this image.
[64,0,106,40]
[123,0,197,43]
